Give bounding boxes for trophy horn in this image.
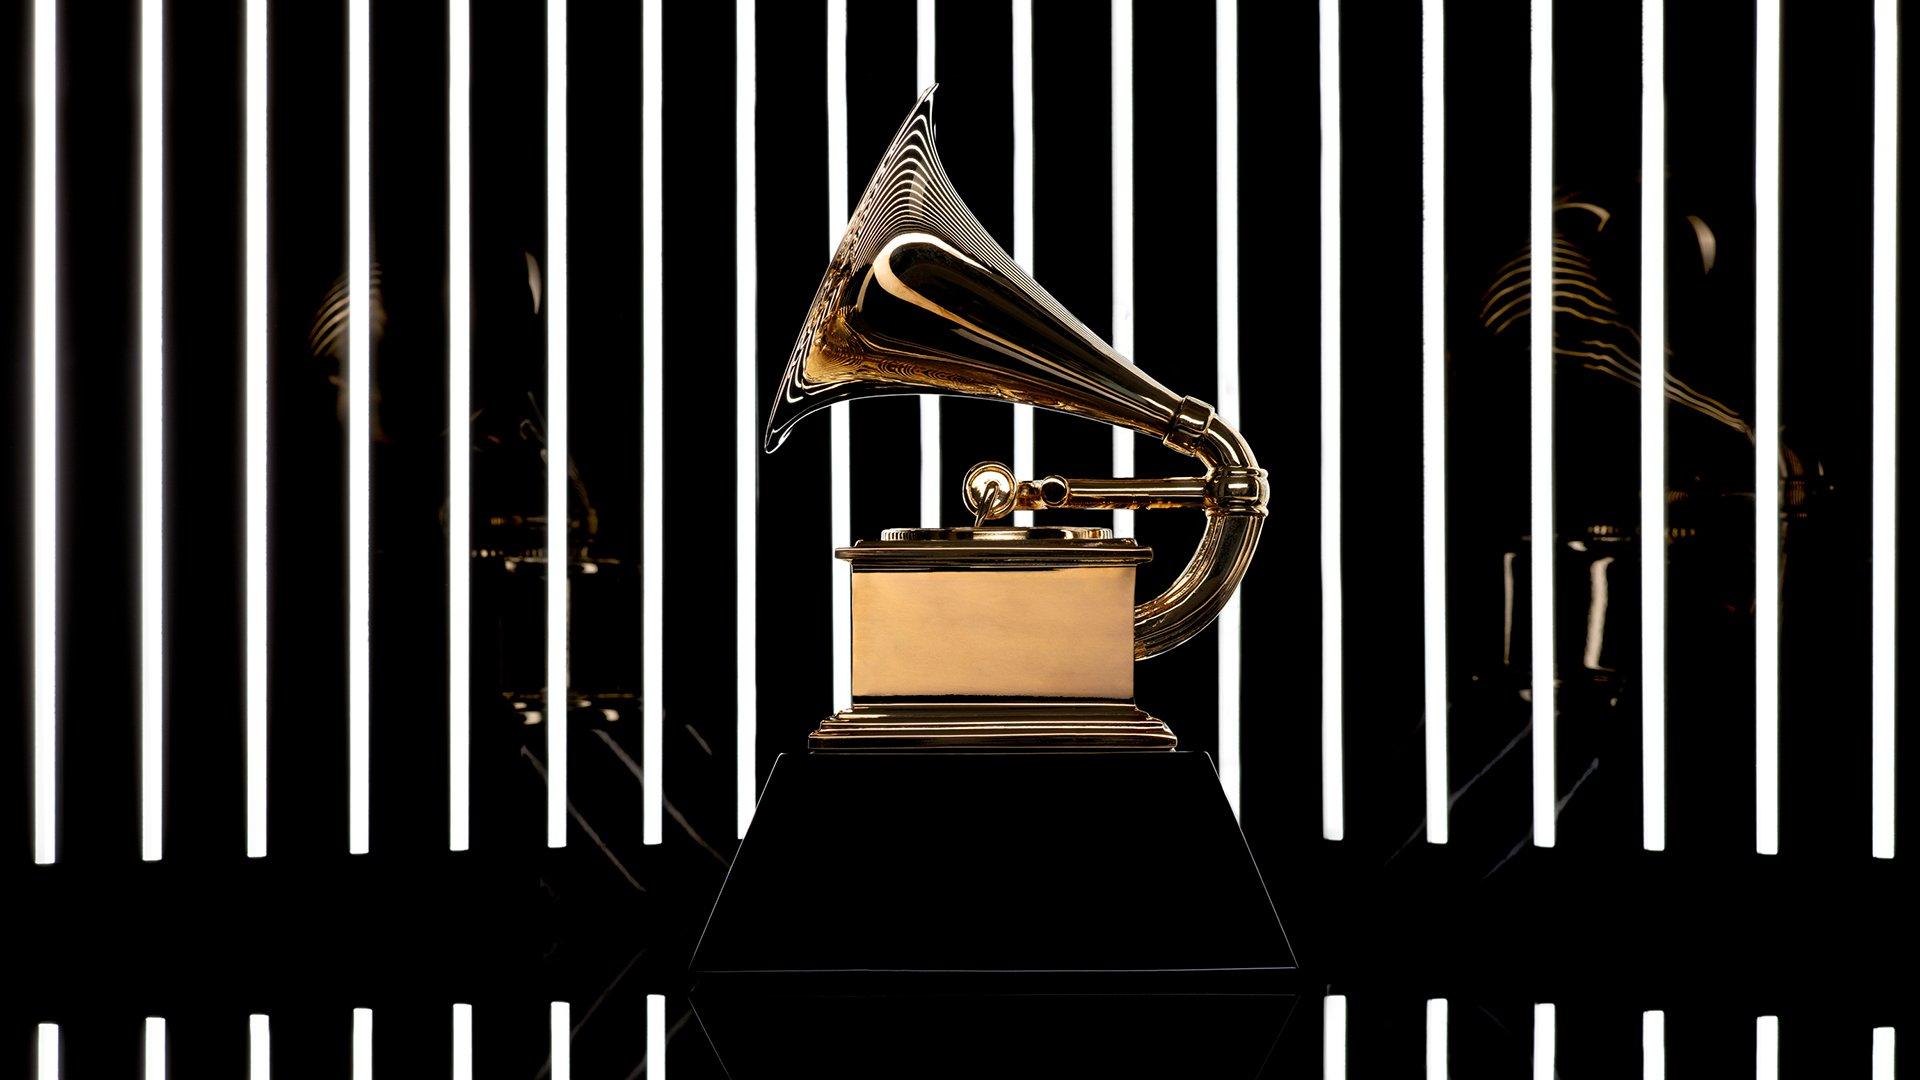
[767,87,1268,660]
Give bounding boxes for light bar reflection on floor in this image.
[250,1015,270,1080]
[1757,1016,1779,1080]
[1873,1027,1895,1080]
[1644,1010,1665,1080]
[453,1005,473,1080]
[649,994,668,1079]
[1535,1004,1555,1080]
[1324,994,1347,1080]
[37,1024,57,1080]
[552,1002,571,1080]
[352,1009,372,1080]
[1427,999,1447,1079]
[145,1017,166,1080]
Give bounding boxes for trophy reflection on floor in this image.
[693,89,1294,977]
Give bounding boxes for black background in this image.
[4,0,1914,1074]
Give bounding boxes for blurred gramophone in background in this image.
[307,251,631,730]
[1443,174,1828,861]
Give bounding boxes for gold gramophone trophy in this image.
[693,90,1294,978]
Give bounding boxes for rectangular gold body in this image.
[813,531,1175,750]
[852,567,1135,700]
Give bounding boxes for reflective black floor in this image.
[16,796,1913,1078]
[16,740,1911,1078]
[12,983,1904,1078]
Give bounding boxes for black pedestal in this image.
[691,990,1300,1078]
[691,751,1297,975]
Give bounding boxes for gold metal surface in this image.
[841,530,1149,569]
[878,525,1114,542]
[765,88,1269,750]
[963,461,1017,525]
[766,87,1269,662]
[851,568,1137,700]
[825,530,1170,747]
[811,703,1175,750]
[962,469,1268,514]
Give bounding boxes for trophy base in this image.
[808,702,1176,750]
[690,989,1298,1078]
[692,751,1296,977]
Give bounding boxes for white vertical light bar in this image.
[1324,995,1347,1080]
[1644,1010,1665,1080]
[1012,0,1034,528]
[249,1015,270,1080]
[551,1003,571,1080]
[449,0,472,855]
[1755,0,1781,857]
[1419,0,1445,845]
[642,0,665,849]
[1534,1004,1556,1080]
[1217,0,1242,817]
[347,0,372,857]
[1756,1016,1780,1080]
[1111,0,1134,539]
[1872,0,1898,861]
[145,1017,166,1080]
[735,0,759,839]
[648,995,667,1080]
[917,0,940,527]
[1529,0,1557,849]
[1874,1028,1896,1080]
[36,1024,58,1080]
[1427,999,1448,1080]
[828,0,852,714]
[245,0,269,860]
[452,1006,473,1080]
[1640,0,1667,853]
[916,0,936,85]
[141,0,166,864]
[352,1009,373,1080]
[546,0,571,849]
[31,0,57,867]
